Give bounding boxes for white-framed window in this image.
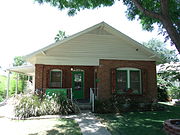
[116,68,142,94]
[50,69,62,88]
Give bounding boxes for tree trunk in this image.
[131,0,180,53]
[161,17,180,53]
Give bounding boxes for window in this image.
[50,69,62,88]
[116,68,142,94]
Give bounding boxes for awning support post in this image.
[6,71,10,99]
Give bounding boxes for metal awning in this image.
[7,65,35,76]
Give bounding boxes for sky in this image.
[0,0,174,69]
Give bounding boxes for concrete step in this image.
[77,103,92,110]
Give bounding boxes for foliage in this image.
[95,99,114,113]
[143,38,179,64]
[52,94,79,115]
[0,75,6,101]
[0,73,27,98]
[157,75,171,101]
[35,0,115,16]
[157,62,180,100]
[157,74,180,100]
[158,62,180,81]
[54,30,67,42]
[122,0,180,53]
[15,94,79,119]
[0,95,3,102]
[169,86,180,99]
[95,95,164,114]
[98,104,180,135]
[15,95,42,118]
[34,0,180,53]
[13,56,26,67]
[12,56,28,94]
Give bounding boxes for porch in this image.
[35,65,98,101]
[36,87,97,112]
[6,65,35,98]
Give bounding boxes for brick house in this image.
[25,22,160,102]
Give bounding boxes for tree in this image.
[12,56,27,94]
[34,0,180,53]
[157,62,180,100]
[13,56,26,67]
[54,30,67,42]
[143,38,179,64]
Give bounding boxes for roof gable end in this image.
[25,22,160,63]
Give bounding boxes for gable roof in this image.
[25,22,160,65]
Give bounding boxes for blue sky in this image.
[0,0,171,68]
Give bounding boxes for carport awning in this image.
[7,65,35,76]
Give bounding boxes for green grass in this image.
[28,118,82,135]
[0,118,82,135]
[97,104,180,135]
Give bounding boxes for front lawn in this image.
[97,104,180,135]
[0,118,82,135]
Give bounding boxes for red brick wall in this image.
[35,60,157,102]
[35,64,96,99]
[97,59,157,102]
[35,64,44,90]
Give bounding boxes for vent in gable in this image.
[87,27,112,35]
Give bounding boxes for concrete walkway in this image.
[66,112,111,135]
[0,101,111,135]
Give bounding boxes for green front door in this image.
[72,71,84,99]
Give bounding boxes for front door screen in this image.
[74,74,82,91]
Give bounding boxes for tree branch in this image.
[160,0,168,16]
[131,0,162,20]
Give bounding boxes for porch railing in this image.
[37,88,73,101]
[90,88,98,112]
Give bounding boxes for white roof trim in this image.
[25,21,160,62]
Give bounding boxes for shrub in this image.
[95,99,114,113]
[157,75,171,101]
[94,94,165,114]
[169,86,180,99]
[0,95,4,102]
[15,95,42,118]
[15,94,79,119]
[51,94,80,115]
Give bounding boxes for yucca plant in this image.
[14,93,80,119]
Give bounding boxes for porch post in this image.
[6,71,10,99]
[15,73,19,95]
[32,76,35,92]
[70,88,73,101]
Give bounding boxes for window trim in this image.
[50,69,62,88]
[116,67,142,94]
